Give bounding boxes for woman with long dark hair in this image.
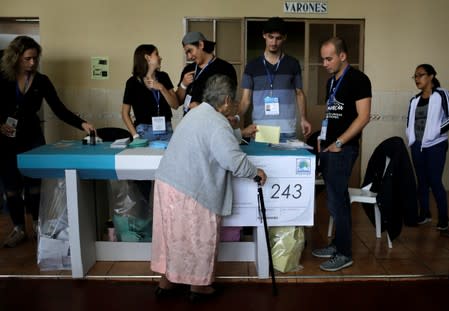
[122,44,179,141]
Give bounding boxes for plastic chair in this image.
[328,157,393,249]
[96,127,132,142]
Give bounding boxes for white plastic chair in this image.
[327,157,393,248]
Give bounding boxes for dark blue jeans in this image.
[410,140,448,222]
[320,145,359,258]
[134,122,173,203]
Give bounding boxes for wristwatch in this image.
[335,139,343,148]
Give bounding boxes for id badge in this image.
[264,96,280,116]
[6,117,18,137]
[319,118,328,140]
[183,94,192,112]
[152,116,166,132]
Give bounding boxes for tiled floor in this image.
[1,190,448,282]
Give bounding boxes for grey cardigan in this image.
[155,102,258,216]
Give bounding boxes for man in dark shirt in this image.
[312,37,372,272]
[176,32,237,114]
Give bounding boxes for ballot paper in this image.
[110,137,130,149]
[255,125,280,144]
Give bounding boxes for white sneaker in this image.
[2,227,26,247]
[417,217,432,225]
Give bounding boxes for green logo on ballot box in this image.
[296,158,311,175]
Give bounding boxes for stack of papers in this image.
[269,139,313,150]
[110,137,130,149]
[129,138,149,148]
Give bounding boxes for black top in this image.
[321,66,372,148]
[123,71,174,126]
[0,72,86,152]
[179,58,237,104]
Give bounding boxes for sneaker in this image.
[2,227,26,248]
[417,216,432,225]
[436,220,448,231]
[312,244,337,258]
[320,254,353,272]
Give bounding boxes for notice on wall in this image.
[91,56,109,80]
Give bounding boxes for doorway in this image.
[185,17,365,185]
[0,17,40,50]
[0,17,41,127]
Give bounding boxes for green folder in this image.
[128,138,149,148]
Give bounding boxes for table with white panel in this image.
[18,140,315,278]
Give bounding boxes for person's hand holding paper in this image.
[255,125,280,144]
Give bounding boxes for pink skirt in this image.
[150,179,221,286]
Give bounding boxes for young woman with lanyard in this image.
[176,32,237,114]
[122,44,179,204]
[122,44,179,142]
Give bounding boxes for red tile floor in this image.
[1,191,448,282]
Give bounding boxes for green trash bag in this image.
[269,226,305,272]
[113,214,152,242]
[108,180,152,242]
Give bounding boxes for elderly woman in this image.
[151,74,267,301]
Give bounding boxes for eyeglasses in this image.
[412,73,427,80]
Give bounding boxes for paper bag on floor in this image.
[269,226,305,272]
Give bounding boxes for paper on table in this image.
[129,138,149,148]
[110,137,130,148]
[255,125,280,144]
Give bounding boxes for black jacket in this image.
[0,72,85,153]
[362,136,418,240]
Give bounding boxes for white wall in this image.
[2,0,448,186]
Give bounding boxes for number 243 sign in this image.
[233,177,314,209]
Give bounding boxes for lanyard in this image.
[15,82,23,101]
[24,73,31,93]
[16,73,31,98]
[327,65,350,107]
[151,89,161,115]
[139,76,161,115]
[262,55,282,94]
[194,56,216,81]
[15,73,31,106]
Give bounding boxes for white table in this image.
[18,140,316,278]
